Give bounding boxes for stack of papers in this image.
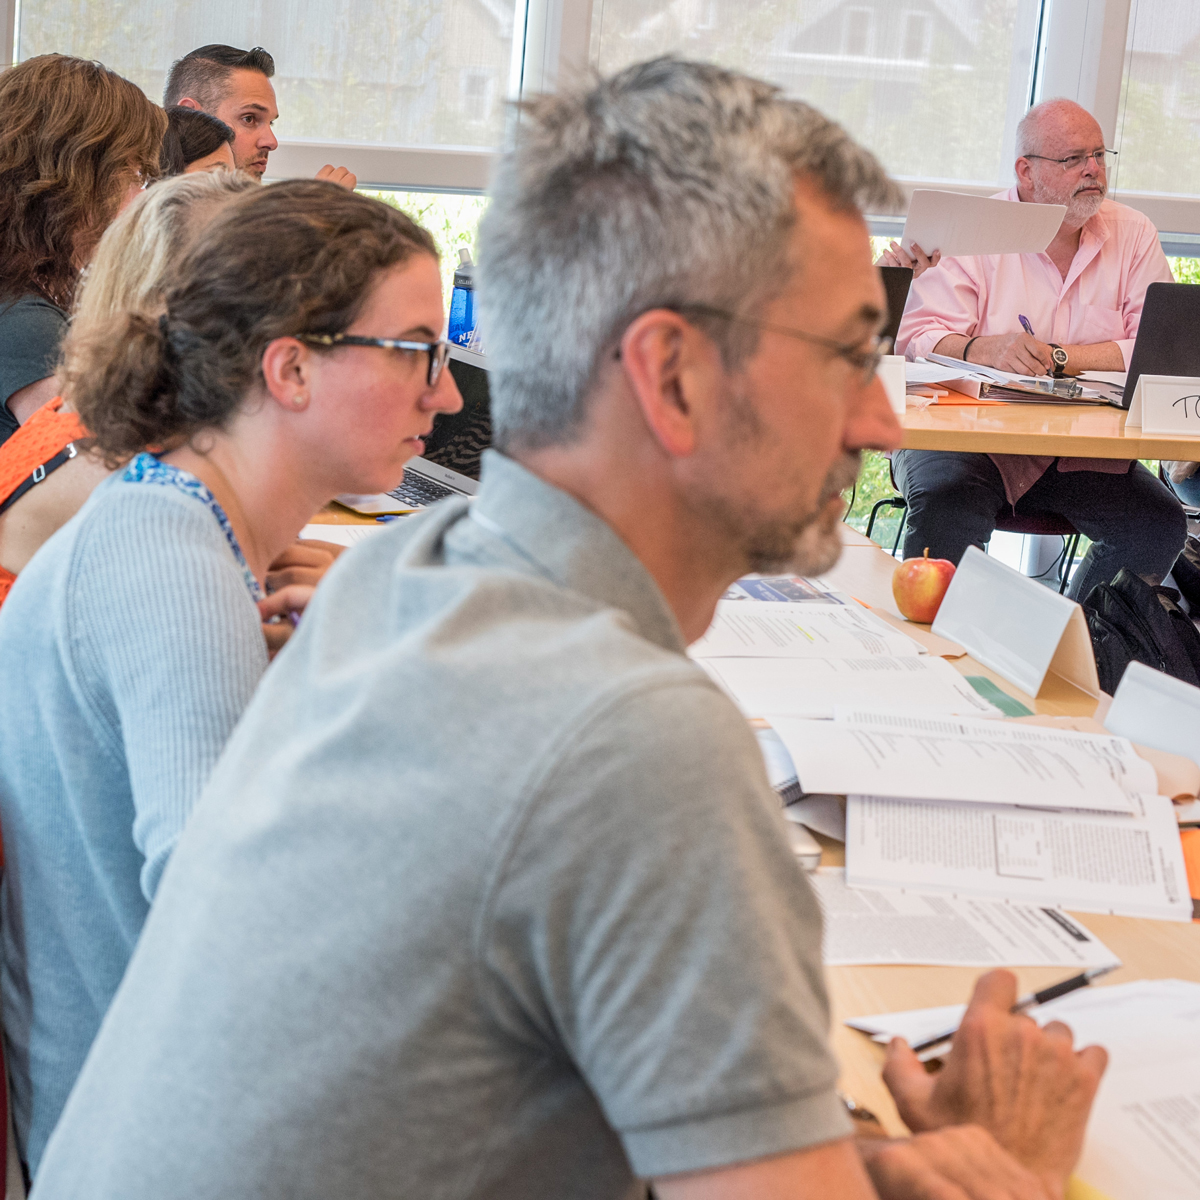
[691,601,1001,721]
[812,868,1121,968]
[771,712,1190,921]
[847,981,1200,1200]
[910,354,1112,405]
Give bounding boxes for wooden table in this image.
[822,531,1200,1137]
[901,400,1200,460]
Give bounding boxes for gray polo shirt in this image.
[36,450,849,1199]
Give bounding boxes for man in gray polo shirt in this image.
[36,59,1105,1200]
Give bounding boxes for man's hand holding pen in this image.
[880,970,1109,1200]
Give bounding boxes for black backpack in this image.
[1083,568,1200,694]
[1171,534,1200,611]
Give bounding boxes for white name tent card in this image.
[932,546,1099,699]
[1126,374,1200,435]
[1105,661,1200,770]
[901,189,1066,258]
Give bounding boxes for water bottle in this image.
[448,248,477,347]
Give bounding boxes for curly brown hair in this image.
[0,54,167,309]
[62,180,439,465]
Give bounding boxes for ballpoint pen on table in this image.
[1018,314,1035,337]
[906,963,1121,1056]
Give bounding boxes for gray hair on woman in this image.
[477,56,901,452]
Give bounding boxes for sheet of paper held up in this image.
[770,710,1151,814]
[810,868,1121,968]
[845,793,1192,921]
[690,600,923,660]
[901,189,1066,258]
[846,981,1200,1200]
[699,656,1000,720]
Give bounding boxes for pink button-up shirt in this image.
[895,188,1174,504]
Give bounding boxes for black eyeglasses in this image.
[1023,149,1116,173]
[671,303,892,385]
[296,332,451,388]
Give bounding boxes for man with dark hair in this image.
[164,44,355,187]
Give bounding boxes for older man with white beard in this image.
[888,98,1184,600]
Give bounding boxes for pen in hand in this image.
[1018,314,1035,337]
[907,963,1120,1056]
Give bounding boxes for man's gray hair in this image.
[477,57,900,451]
[1015,98,1094,159]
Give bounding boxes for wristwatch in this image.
[1048,343,1068,378]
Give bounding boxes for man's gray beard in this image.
[1033,178,1106,225]
[1067,186,1105,224]
[740,452,862,577]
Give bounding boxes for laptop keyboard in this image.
[387,474,461,508]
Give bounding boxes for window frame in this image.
[8,0,1199,246]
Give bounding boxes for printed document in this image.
[811,868,1121,968]
[722,574,847,604]
[300,524,383,547]
[845,793,1192,921]
[699,656,1001,720]
[770,710,1152,814]
[691,600,923,659]
[847,981,1200,1200]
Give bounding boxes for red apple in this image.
[892,548,956,624]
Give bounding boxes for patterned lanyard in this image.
[121,452,264,602]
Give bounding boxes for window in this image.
[842,8,873,58]
[901,11,932,62]
[1112,1,1200,197]
[590,0,1045,189]
[15,0,520,151]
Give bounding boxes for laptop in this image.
[1119,282,1200,409]
[334,456,478,516]
[879,265,913,343]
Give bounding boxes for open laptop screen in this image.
[879,266,913,344]
[1121,282,1200,409]
[425,346,492,479]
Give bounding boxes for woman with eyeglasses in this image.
[0,178,460,1182]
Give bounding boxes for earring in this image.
[293,394,307,408]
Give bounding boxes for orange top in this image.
[0,397,88,609]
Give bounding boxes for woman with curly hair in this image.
[0,54,166,442]
[0,179,461,1181]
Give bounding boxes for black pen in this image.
[907,964,1121,1055]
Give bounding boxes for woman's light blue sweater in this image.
[0,470,267,1176]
